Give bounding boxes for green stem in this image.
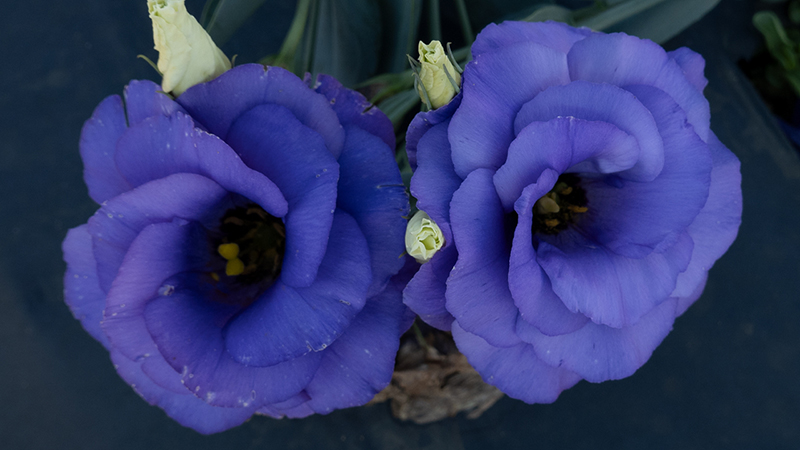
[273,0,313,73]
[453,0,474,46]
[428,0,441,41]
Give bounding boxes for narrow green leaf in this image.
[754,11,797,70]
[601,0,721,44]
[378,0,422,73]
[521,4,574,24]
[204,0,268,46]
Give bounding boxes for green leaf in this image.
[378,0,422,73]
[203,0,268,46]
[599,0,720,44]
[299,0,382,86]
[754,10,798,71]
[520,4,574,24]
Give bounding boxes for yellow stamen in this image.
[225,258,245,276]
[545,219,560,228]
[567,205,588,213]
[218,243,240,260]
[210,272,220,282]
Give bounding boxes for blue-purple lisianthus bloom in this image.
[403,21,742,402]
[63,64,411,433]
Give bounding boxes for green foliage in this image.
[753,10,800,97]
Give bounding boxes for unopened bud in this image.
[416,41,461,109]
[148,0,231,95]
[405,210,445,263]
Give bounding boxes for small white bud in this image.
[417,40,461,109]
[148,0,231,95]
[405,210,445,263]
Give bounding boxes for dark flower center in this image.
[215,204,285,286]
[531,174,588,236]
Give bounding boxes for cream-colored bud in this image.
[148,0,231,95]
[417,40,461,109]
[405,210,445,263]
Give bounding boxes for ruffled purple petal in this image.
[406,93,461,169]
[449,42,571,178]
[63,225,110,349]
[223,211,371,367]
[567,32,710,142]
[256,392,312,418]
[177,64,345,158]
[87,173,233,293]
[471,20,592,56]
[403,244,457,330]
[668,47,708,94]
[577,84,712,258]
[509,181,589,336]
[410,120,462,243]
[114,111,287,217]
[312,74,395,151]
[110,350,255,435]
[226,103,339,288]
[123,80,186,126]
[452,322,582,403]
[298,275,409,414]
[79,95,132,203]
[446,169,521,347]
[518,298,679,382]
[101,220,211,362]
[536,230,693,328]
[514,81,664,183]
[144,287,323,408]
[671,131,742,304]
[495,116,640,211]
[336,125,408,297]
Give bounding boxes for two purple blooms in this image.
[63,21,741,433]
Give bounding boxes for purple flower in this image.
[63,64,411,433]
[403,21,742,402]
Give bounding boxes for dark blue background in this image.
[2,0,798,448]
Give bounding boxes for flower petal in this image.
[79,95,132,203]
[452,322,582,403]
[87,173,232,293]
[101,219,211,362]
[144,287,323,407]
[447,169,521,347]
[299,276,410,414]
[406,93,461,169]
[177,64,345,158]
[509,180,589,336]
[494,116,640,211]
[668,47,708,94]
[226,103,339,288]
[336,125,408,297]
[536,230,693,328]
[223,211,371,367]
[403,244,457,330]
[63,224,110,349]
[471,20,592,56]
[410,120,462,243]
[518,298,679,382]
[312,74,395,151]
[567,32,710,142]
[449,42,571,178]
[514,81,664,183]
[123,79,187,126]
[577,84,712,258]
[671,131,742,308]
[114,111,288,217]
[110,350,255,435]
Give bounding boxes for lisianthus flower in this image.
[403,21,742,402]
[63,64,411,433]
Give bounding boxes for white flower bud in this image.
[405,210,445,263]
[417,40,461,109]
[148,0,231,95]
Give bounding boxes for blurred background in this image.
[1,0,799,448]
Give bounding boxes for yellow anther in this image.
[210,272,220,282]
[560,186,573,195]
[545,219,560,228]
[225,258,245,276]
[218,243,240,260]
[567,205,588,213]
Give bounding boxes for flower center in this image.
[215,204,285,286]
[531,174,588,235]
